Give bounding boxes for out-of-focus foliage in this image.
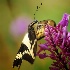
[0,0,70,70]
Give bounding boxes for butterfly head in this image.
[36,19,56,40]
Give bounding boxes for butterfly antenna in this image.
[34,3,42,20]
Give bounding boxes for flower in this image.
[37,13,70,70]
[10,16,32,37]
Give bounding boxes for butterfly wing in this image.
[13,21,38,69]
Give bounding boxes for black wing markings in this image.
[13,20,38,69]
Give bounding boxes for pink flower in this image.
[37,13,70,70]
[10,16,32,37]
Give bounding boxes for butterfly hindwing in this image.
[13,43,29,68]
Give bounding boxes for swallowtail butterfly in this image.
[13,19,56,70]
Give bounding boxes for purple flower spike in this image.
[37,13,70,70]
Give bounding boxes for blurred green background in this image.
[0,0,70,70]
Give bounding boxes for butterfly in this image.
[13,19,56,70]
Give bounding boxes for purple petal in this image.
[58,13,70,27]
[62,26,68,47]
[68,32,70,40]
[68,32,70,36]
[39,44,48,50]
[38,53,47,59]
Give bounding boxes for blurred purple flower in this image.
[10,16,32,37]
[37,13,70,70]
